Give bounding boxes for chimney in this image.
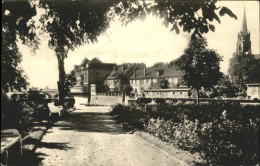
[113,66,116,71]
[143,67,146,77]
[121,66,124,71]
[157,70,159,77]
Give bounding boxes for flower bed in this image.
[111,103,259,165]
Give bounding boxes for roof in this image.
[75,58,114,70]
[130,66,183,79]
[106,63,145,80]
[106,65,134,80]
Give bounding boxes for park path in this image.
[25,97,188,166]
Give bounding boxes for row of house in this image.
[71,58,190,98]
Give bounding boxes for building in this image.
[145,86,190,98]
[246,83,260,100]
[104,63,145,92]
[129,66,188,97]
[236,6,251,55]
[73,58,115,94]
[234,6,260,59]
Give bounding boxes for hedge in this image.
[111,103,259,165]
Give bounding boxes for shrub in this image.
[111,103,259,165]
[1,98,34,136]
[198,111,259,165]
[1,89,50,136]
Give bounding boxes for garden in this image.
[111,102,259,165]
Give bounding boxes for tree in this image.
[152,62,168,68]
[37,0,236,104]
[2,1,38,93]
[176,36,222,104]
[209,75,238,98]
[64,70,76,97]
[38,0,127,104]
[116,73,133,103]
[2,1,38,129]
[149,78,169,89]
[228,53,260,96]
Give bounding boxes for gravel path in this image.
[24,98,188,166]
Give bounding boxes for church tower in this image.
[236,6,251,55]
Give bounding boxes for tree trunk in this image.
[88,85,91,104]
[122,92,125,104]
[196,88,200,105]
[57,56,65,105]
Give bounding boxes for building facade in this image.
[145,87,190,98]
[73,58,115,94]
[104,63,145,92]
[129,66,188,97]
[246,83,260,100]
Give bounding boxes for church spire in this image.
[236,5,251,55]
[242,5,248,34]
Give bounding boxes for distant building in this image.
[129,66,187,97]
[73,58,115,94]
[236,6,251,56]
[145,86,190,98]
[234,6,259,59]
[104,63,145,92]
[246,83,260,100]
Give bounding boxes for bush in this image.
[111,103,260,165]
[136,98,152,104]
[198,111,259,165]
[1,89,50,136]
[1,98,34,136]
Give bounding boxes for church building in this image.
[236,6,251,56]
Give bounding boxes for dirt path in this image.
[23,99,188,166]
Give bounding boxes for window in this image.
[173,92,175,95]
[180,92,182,94]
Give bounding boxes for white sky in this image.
[18,1,259,89]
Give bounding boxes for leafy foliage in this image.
[1,90,48,136]
[209,75,238,98]
[152,62,168,68]
[64,70,76,96]
[228,53,260,94]
[149,78,169,89]
[111,103,259,165]
[116,0,237,36]
[176,36,222,103]
[2,1,38,92]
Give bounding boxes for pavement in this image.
[21,97,191,166]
